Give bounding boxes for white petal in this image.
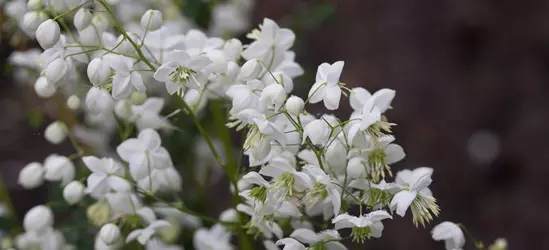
[242,172,270,187]
[154,63,176,82]
[187,55,212,71]
[137,129,162,150]
[117,139,143,161]
[165,81,181,95]
[290,228,320,244]
[131,72,146,93]
[112,74,132,99]
[326,61,344,85]
[307,81,326,104]
[390,190,416,217]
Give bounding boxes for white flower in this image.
[109,55,146,99]
[131,97,170,131]
[63,181,85,204]
[349,87,371,111]
[36,19,60,49]
[241,18,295,60]
[153,50,212,95]
[308,61,344,110]
[18,162,45,189]
[226,81,261,113]
[303,119,329,145]
[259,156,312,194]
[346,157,367,179]
[193,224,233,250]
[117,129,172,181]
[34,76,56,98]
[141,9,163,31]
[74,8,92,31]
[390,167,440,226]
[86,86,115,114]
[44,121,68,144]
[23,205,54,233]
[43,154,75,186]
[277,228,347,250]
[285,96,304,116]
[87,57,112,86]
[99,223,121,245]
[431,221,465,250]
[332,211,392,242]
[302,165,341,215]
[127,220,171,245]
[82,156,128,198]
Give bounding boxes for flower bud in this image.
[238,59,262,81]
[79,25,101,46]
[86,87,114,114]
[44,154,75,186]
[27,0,43,11]
[92,13,110,33]
[114,99,132,120]
[45,58,68,83]
[87,57,112,86]
[223,38,242,61]
[74,8,92,31]
[303,119,329,145]
[264,71,293,93]
[44,121,68,144]
[347,157,367,179]
[36,19,60,49]
[67,95,81,110]
[87,202,111,226]
[219,208,238,223]
[63,181,85,204]
[22,11,48,33]
[99,223,121,245]
[23,205,53,232]
[260,84,286,111]
[285,95,304,116]
[141,9,163,31]
[130,91,147,105]
[34,76,56,98]
[18,162,45,189]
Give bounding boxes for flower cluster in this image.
[3,0,505,250]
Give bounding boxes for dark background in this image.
[2,0,549,249]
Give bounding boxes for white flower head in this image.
[332,211,392,242]
[431,221,465,250]
[154,50,212,95]
[308,61,344,110]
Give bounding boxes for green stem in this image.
[0,172,21,234]
[210,101,254,250]
[97,0,156,71]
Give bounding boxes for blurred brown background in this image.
[2,0,549,249]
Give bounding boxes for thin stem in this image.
[97,0,156,71]
[0,172,21,234]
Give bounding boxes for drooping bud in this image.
[27,0,43,11]
[22,11,48,33]
[259,84,286,111]
[23,205,53,232]
[74,8,92,31]
[99,223,121,245]
[87,57,112,86]
[63,181,85,204]
[263,71,293,93]
[36,19,60,49]
[86,87,114,114]
[44,58,68,83]
[67,95,81,110]
[223,38,242,61]
[44,121,68,145]
[285,95,304,116]
[34,76,56,98]
[140,9,163,31]
[18,162,45,189]
[238,59,262,81]
[43,154,75,186]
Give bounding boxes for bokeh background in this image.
[2,0,549,249]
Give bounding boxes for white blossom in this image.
[431,221,465,250]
